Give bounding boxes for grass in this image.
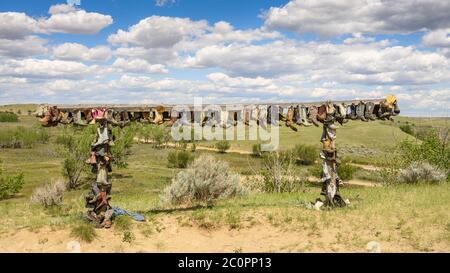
[71,223,97,243]
[0,109,448,252]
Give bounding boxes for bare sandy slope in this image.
[1,214,448,253]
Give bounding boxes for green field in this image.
[0,105,449,252]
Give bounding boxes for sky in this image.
[0,0,449,117]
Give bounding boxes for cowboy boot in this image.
[393,102,400,116]
[347,103,357,120]
[120,111,131,127]
[166,110,178,127]
[73,110,88,126]
[60,111,73,124]
[294,105,302,125]
[334,103,348,125]
[307,106,320,127]
[299,105,312,127]
[316,104,327,123]
[257,106,267,129]
[356,101,367,121]
[286,106,297,131]
[271,106,280,126]
[364,102,376,121]
[105,109,120,126]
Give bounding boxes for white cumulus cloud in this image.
[263,0,450,36]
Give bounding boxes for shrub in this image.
[252,144,262,157]
[215,140,231,153]
[293,144,317,165]
[398,162,446,184]
[398,130,450,170]
[30,180,66,207]
[0,127,49,148]
[141,124,171,148]
[161,155,245,206]
[167,150,194,168]
[71,223,97,243]
[111,125,136,168]
[261,151,302,193]
[114,215,132,232]
[0,165,24,200]
[337,161,358,181]
[57,127,95,189]
[0,112,18,122]
[399,124,414,136]
[308,159,357,181]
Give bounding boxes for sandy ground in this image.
[1,213,447,253]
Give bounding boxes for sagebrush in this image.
[30,180,66,207]
[262,151,302,193]
[398,162,446,184]
[161,155,245,206]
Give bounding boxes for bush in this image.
[261,151,302,193]
[0,112,18,122]
[71,223,97,243]
[167,150,194,168]
[0,127,50,148]
[252,144,262,157]
[308,159,357,181]
[30,180,66,207]
[398,130,450,170]
[399,124,414,136]
[57,127,95,189]
[161,155,245,206]
[337,161,358,181]
[215,141,231,153]
[111,125,136,168]
[139,124,171,148]
[0,165,24,200]
[293,144,317,165]
[398,162,446,184]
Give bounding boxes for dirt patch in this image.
[0,212,447,253]
[349,163,382,172]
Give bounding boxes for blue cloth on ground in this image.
[112,206,145,221]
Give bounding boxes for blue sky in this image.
[0,0,449,116]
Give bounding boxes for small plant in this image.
[71,223,97,243]
[122,230,135,243]
[399,124,414,136]
[167,150,194,168]
[0,173,24,200]
[114,215,132,232]
[308,159,357,181]
[398,162,446,184]
[215,140,231,153]
[261,151,302,193]
[293,144,317,165]
[161,155,245,206]
[337,161,358,181]
[0,112,18,122]
[30,180,66,207]
[252,143,262,157]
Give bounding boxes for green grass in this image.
[71,223,97,243]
